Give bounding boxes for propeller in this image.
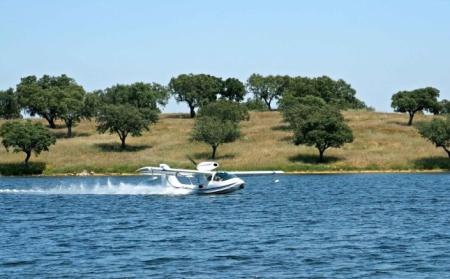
[186,155,198,168]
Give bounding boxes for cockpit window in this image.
[213,172,237,181]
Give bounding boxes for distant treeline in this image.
[1,73,450,165]
[0,73,367,122]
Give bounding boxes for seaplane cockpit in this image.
[137,161,283,195]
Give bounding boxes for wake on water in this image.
[0,179,193,196]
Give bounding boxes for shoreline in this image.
[2,168,446,177]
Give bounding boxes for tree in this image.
[281,76,366,110]
[169,74,223,117]
[281,95,327,128]
[192,101,246,158]
[16,75,85,128]
[0,121,56,164]
[417,117,450,158]
[0,88,21,119]
[220,78,246,102]
[440,99,450,114]
[58,87,88,138]
[197,100,249,123]
[247,74,289,110]
[82,91,102,119]
[391,87,440,126]
[284,100,353,162]
[100,82,169,111]
[192,117,240,159]
[96,104,158,149]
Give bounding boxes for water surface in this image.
[1,174,450,278]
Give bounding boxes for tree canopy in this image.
[280,76,366,110]
[417,117,450,158]
[16,74,85,129]
[391,87,440,125]
[96,104,158,149]
[58,88,88,137]
[439,99,450,114]
[192,101,245,159]
[0,120,56,164]
[192,117,240,159]
[220,78,246,102]
[100,82,169,111]
[0,88,21,119]
[169,74,222,118]
[281,95,327,128]
[282,97,353,162]
[247,74,290,111]
[197,100,249,123]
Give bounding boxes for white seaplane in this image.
[137,160,283,195]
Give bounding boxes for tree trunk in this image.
[443,147,450,158]
[264,99,272,111]
[211,145,217,159]
[24,151,31,164]
[120,136,127,149]
[318,148,325,163]
[66,120,73,138]
[408,112,414,126]
[189,105,196,118]
[44,115,57,129]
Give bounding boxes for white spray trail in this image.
[0,179,193,196]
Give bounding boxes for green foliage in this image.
[0,120,56,164]
[281,76,366,110]
[197,100,249,123]
[58,87,88,137]
[244,97,268,111]
[0,162,46,176]
[247,74,290,110]
[192,117,240,159]
[169,74,222,117]
[16,74,85,129]
[439,99,450,114]
[82,91,102,118]
[391,87,440,125]
[100,82,169,111]
[281,95,327,127]
[96,104,158,149]
[283,100,353,162]
[417,117,450,158]
[0,88,21,119]
[220,78,246,102]
[193,101,246,158]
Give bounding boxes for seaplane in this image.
[137,159,283,195]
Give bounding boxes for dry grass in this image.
[1,111,449,175]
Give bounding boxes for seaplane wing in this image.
[228,171,284,176]
[137,166,214,176]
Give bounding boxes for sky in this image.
[1,0,449,112]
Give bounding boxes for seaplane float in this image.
[137,161,283,195]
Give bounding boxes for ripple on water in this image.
[1,174,450,278]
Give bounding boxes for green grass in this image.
[0,111,449,175]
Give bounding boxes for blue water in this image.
[1,174,450,278]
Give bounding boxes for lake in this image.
[1,174,450,278]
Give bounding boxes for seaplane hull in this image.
[137,162,282,195]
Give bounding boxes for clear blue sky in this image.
[1,0,449,112]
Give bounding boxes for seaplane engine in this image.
[196,162,219,171]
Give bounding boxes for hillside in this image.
[0,111,449,175]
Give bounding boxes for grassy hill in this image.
[1,111,449,175]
